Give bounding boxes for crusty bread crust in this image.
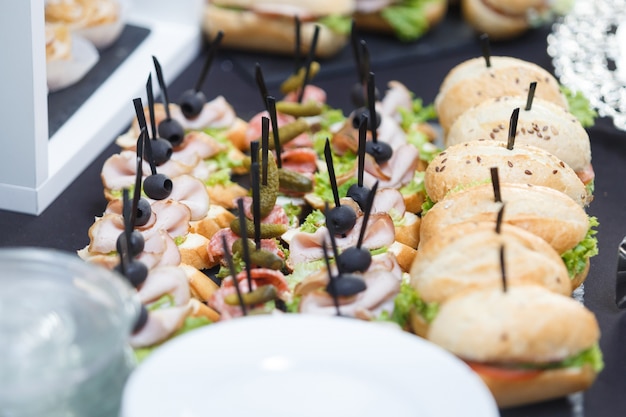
[179,233,214,270]
[388,241,417,273]
[203,5,349,58]
[180,263,220,302]
[461,0,529,40]
[420,182,589,254]
[211,0,355,17]
[353,0,448,37]
[435,56,567,133]
[394,212,421,249]
[427,285,600,363]
[445,96,591,173]
[411,222,572,303]
[190,204,236,239]
[475,362,598,408]
[424,140,590,206]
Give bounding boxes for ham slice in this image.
[288,213,395,266]
[129,303,193,348]
[362,143,419,189]
[137,266,191,306]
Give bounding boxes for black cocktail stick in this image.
[507,108,520,150]
[525,81,537,111]
[322,237,341,316]
[146,75,173,165]
[356,181,378,249]
[490,167,502,203]
[324,139,342,208]
[360,40,371,82]
[222,234,247,316]
[357,115,367,187]
[261,117,270,185]
[133,97,148,132]
[367,71,378,143]
[500,244,507,292]
[324,202,343,274]
[236,197,253,292]
[495,204,505,235]
[350,20,364,84]
[294,16,302,73]
[266,95,283,169]
[480,34,491,68]
[152,56,184,146]
[250,140,259,165]
[255,63,270,111]
[195,30,224,93]
[297,25,320,103]
[152,56,173,120]
[251,162,262,250]
[146,75,158,140]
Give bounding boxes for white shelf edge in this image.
[0,6,203,215]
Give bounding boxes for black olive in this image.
[346,184,370,211]
[116,230,145,258]
[158,118,185,147]
[365,141,393,164]
[179,89,207,119]
[337,247,372,273]
[134,198,152,227]
[351,107,381,130]
[114,259,148,288]
[146,138,173,166]
[132,304,149,334]
[350,83,380,108]
[143,173,172,200]
[326,273,367,297]
[327,205,357,235]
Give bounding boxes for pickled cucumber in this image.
[275,101,323,117]
[280,62,321,95]
[266,119,309,150]
[224,285,277,306]
[232,238,284,270]
[256,149,279,217]
[230,217,288,239]
[278,168,313,192]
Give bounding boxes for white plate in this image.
[121,315,498,417]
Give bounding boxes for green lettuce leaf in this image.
[318,14,352,35]
[382,278,438,327]
[380,0,438,41]
[561,216,599,278]
[561,85,597,128]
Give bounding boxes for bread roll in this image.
[427,285,601,407]
[410,222,572,304]
[420,182,589,254]
[461,0,549,40]
[203,1,354,58]
[435,56,567,133]
[424,140,590,206]
[445,96,591,175]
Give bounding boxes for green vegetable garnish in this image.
[561,85,597,128]
[561,216,599,278]
[318,14,352,35]
[380,0,438,41]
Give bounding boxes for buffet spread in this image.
[20,0,624,416]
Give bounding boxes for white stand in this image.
[0,0,203,214]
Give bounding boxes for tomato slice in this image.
[465,361,543,381]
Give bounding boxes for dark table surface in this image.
[3,8,626,417]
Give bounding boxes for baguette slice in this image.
[424,140,590,206]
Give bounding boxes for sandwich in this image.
[419,182,598,288]
[427,285,603,408]
[460,0,555,40]
[422,140,591,208]
[407,221,572,336]
[434,56,568,133]
[202,0,355,58]
[445,95,594,193]
[353,0,448,41]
